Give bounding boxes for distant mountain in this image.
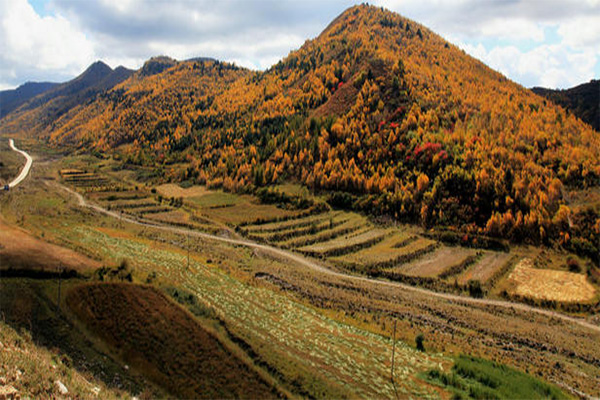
[0,81,58,118]
[2,5,599,255]
[532,80,599,131]
[1,61,134,134]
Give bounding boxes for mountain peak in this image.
[140,56,178,77]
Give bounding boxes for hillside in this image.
[0,81,58,118]
[0,321,125,399]
[2,4,599,257]
[532,80,599,131]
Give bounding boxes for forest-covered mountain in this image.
[532,80,599,131]
[0,81,58,118]
[2,4,598,257]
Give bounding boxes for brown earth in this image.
[66,283,280,399]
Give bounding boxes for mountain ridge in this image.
[0,81,59,119]
[532,80,599,131]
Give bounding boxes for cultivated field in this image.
[506,258,597,303]
[457,252,514,285]
[390,247,477,278]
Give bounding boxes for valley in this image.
[1,138,599,398]
[1,3,599,399]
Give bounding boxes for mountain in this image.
[2,5,598,255]
[1,61,134,134]
[0,81,58,118]
[532,80,599,131]
[139,56,178,77]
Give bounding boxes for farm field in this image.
[505,259,597,303]
[457,252,514,285]
[156,183,210,198]
[389,247,478,278]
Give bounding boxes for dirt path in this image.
[55,182,600,335]
[7,139,33,188]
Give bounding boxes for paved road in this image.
[55,182,600,335]
[7,139,33,188]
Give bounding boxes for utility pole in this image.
[187,232,190,270]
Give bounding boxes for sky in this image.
[1,0,599,90]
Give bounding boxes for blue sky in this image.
[1,0,599,90]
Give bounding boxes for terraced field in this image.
[57,162,597,311]
[242,211,518,290]
[457,252,514,285]
[389,247,478,278]
[58,225,445,398]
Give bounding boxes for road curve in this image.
[7,139,33,188]
[55,182,600,335]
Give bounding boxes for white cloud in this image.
[459,41,598,89]
[0,0,95,87]
[1,0,598,90]
[377,0,600,88]
[557,15,600,49]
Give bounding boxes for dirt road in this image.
[7,139,33,188]
[55,182,600,334]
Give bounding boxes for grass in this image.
[425,355,569,399]
[0,320,125,399]
[0,139,24,184]
[67,283,280,399]
[0,278,153,397]
[188,191,241,208]
[0,219,101,274]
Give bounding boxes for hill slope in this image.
[2,5,599,255]
[0,81,58,118]
[532,80,599,131]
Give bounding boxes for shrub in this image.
[566,257,581,273]
[416,333,425,352]
[467,280,484,298]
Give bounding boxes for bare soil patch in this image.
[0,220,100,273]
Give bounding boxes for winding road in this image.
[54,182,600,335]
[6,138,33,188]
